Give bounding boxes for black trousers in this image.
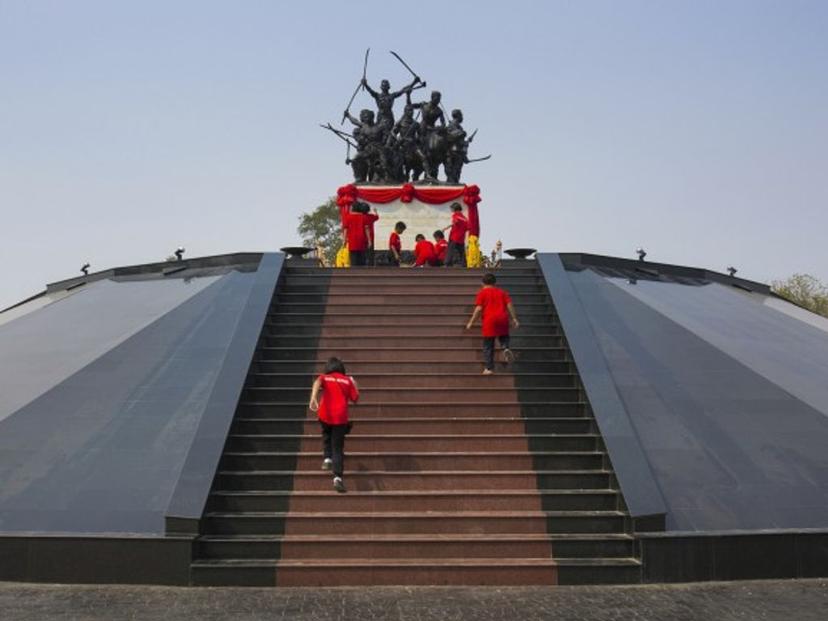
[320,422,349,478]
[446,241,466,267]
[367,245,375,266]
[349,250,367,267]
[483,335,511,370]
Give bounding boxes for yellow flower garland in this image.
[466,235,482,268]
[335,244,350,268]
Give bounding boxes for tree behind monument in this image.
[298,198,341,266]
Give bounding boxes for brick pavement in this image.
[1,579,827,620]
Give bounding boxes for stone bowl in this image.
[279,246,314,259]
[504,248,537,260]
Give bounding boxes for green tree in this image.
[297,198,342,266]
[772,273,828,318]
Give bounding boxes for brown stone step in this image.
[220,451,605,471]
[227,433,597,453]
[242,387,581,404]
[237,401,591,419]
[284,286,545,296]
[232,416,594,436]
[247,373,575,389]
[252,360,574,375]
[275,557,559,586]
[284,272,543,281]
[266,313,557,326]
[261,335,562,349]
[203,510,628,535]
[209,490,618,513]
[214,470,613,492]
[192,557,558,587]
[198,533,634,561]
[257,346,568,362]
[277,293,550,305]
[262,324,559,337]
[269,303,552,315]
[284,277,544,288]
[284,266,540,276]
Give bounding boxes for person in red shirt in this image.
[433,230,448,266]
[359,202,380,266]
[413,233,439,267]
[442,202,468,267]
[342,203,371,267]
[309,357,359,492]
[465,273,520,375]
[388,221,407,266]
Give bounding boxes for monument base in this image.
[336,182,482,252]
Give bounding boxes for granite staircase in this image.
[191,262,641,586]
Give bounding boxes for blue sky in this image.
[1,0,826,308]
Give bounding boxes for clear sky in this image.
[2,0,826,309]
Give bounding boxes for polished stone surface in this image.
[1,579,827,620]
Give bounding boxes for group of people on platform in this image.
[308,271,520,493]
[341,201,471,268]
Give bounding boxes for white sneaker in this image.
[322,458,333,471]
[333,477,346,493]
[503,348,515,363]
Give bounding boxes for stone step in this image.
[236,401,591,419]
[202,510,629,536]
[207,489,620,513]
[251,360,574,375]
[225,433,599,453]
[246,372,576,389]
[241,387,581,404]
[256,346,569,362]
[214,469,613,492]
[282,275,545,286]
[282,284,547,295]
[258,335,563,349]
[232,416,595,436]
[283,266,541,276]
[219,451,606,472]
[276,293,551,305]
[265,312,558,326]
[261,324,559,337]
[192,556,642,586]
[268,303,553,315]
[196,533,635,561]
[191,557,560,587]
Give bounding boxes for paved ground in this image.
[1,579,827,620]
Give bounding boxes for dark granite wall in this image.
[540,254,828,532]
[0,254,284,534]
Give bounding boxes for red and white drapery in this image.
[335,183,481,237]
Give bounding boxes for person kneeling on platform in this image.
[465,272,520,375]
[309,357,359,493]
[413,233,439,267]
[389,221,407,266]
[433,230,448,266]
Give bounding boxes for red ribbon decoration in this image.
[335,183,483,233]
[400,183,415,203]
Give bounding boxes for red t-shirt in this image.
[449,211,469,244]
[317,372,359,425]
[414,240,438,266]
[474,286,512,337]
[365,212,379,245]
[389,231,402,255]
[434,238,448,262]
[343,212,369,252]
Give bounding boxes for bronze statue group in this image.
[322,50,489,185]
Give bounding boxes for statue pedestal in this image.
[357,184,465,250]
